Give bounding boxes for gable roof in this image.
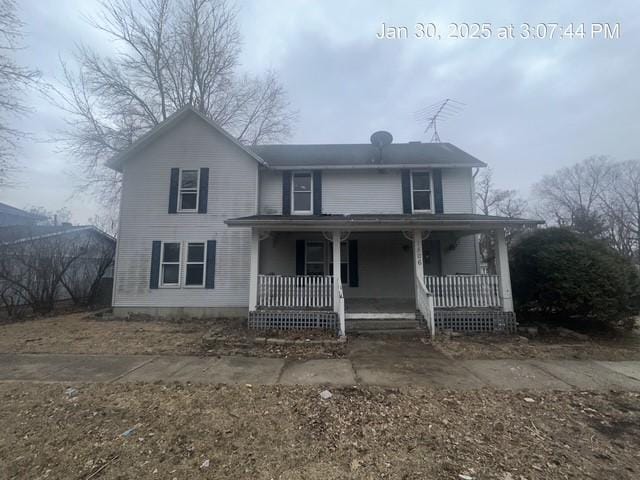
[0,225,115,245]
[106,106,267,172]
[105,105,486,172]
[0,202,47,222]
[249,142,486,169]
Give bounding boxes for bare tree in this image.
[475,168,529,269]
[0,234,89,313]
[476,168,527,218]
[533,156,612,229]
[0,0,41,187]
[25,206,72,225]
[88,212,119,238]
[534,156,640,262]
[53,0,296,208]
[60,238,115,306]
[599,160,640,262]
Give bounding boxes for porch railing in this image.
[425,275,501,308]
[257,275,334,309]
[416,275,435,338]
[337,281,345,337]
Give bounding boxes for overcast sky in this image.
[1,0,638,224]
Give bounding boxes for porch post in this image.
[494,228,514,312]
[332,231,341,308]
[331,231,345,337]
[248,228,260,311]
[412,230,424,310]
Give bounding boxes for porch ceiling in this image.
[225,214,544,232]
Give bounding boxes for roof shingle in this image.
[249,142,486,168]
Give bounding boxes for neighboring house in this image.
[0,202,46,226]
[0,225,116,310]
[107,106,542,336]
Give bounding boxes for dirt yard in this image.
[0,382,638,479]
[434,329,640,361]
[0,312,345,359]
[2,312,640,361]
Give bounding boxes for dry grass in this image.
[1,382,639,479]
[434,329,640,361]
[0,312,345,359]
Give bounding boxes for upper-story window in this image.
[411,171,433,213]
[179,169,200,212]
[292,172,313,214]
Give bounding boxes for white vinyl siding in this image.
[258,167,474,216]
[442,168,474,214]
[322,170,403,214]
[259,170,282,214]
[441,235,479,274]
[113,113,258,309]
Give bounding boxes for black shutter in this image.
[282,171,292,215]
[205,240,216,288]
[348,239,359,287]
[401,169,411,214]
[168,168,179,213]
[198,168,209,214]
[149,241,161,289]
[433,169,444,214]
[313,171,322,215]
[295,239,305,275]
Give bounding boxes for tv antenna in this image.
[414,98,465,142]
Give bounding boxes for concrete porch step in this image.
[346,317,420,334]
[345,312,416,320]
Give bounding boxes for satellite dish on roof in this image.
[370,130,393,148]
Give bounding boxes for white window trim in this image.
[177,169,200,213]
[291,171,313,215]
[410,169,434,213]
[183,242,207,288]
[159,242,182,288]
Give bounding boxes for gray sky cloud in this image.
[1,0,638,223]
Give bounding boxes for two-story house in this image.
[107,106,542,336]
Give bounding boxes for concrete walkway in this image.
[2,350,640,390]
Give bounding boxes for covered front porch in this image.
[225,214,543,337]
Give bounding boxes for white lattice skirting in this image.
[433,309,517,334]
[249,310,338,332]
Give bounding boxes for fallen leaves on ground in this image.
[1,383,639,479]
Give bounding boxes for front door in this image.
[423,239,442,276]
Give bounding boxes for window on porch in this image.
[304,240,348,284]
[305,241,325,275]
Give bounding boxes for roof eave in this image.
[265,162,486,170]
[225,216,544,232]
